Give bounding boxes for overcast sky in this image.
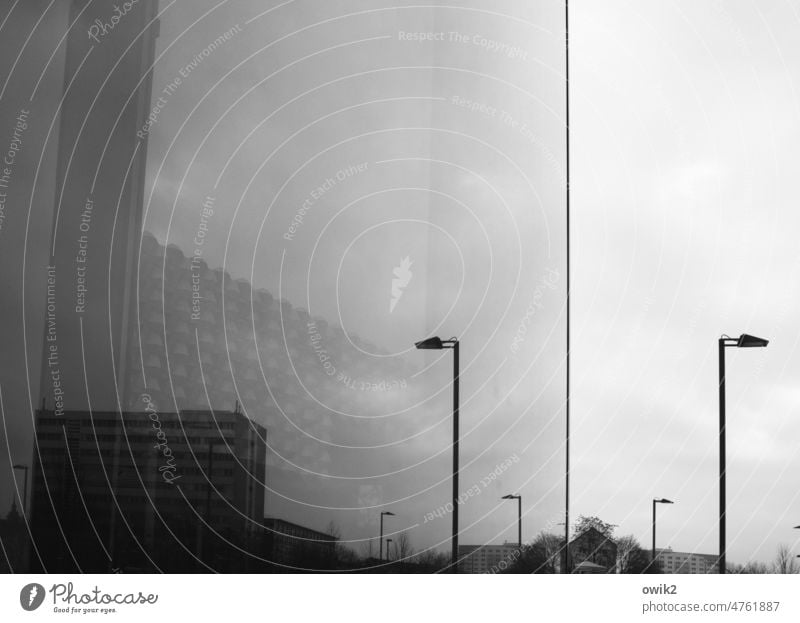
[2,0,800,567]
[571,0,800,565]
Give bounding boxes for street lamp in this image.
[652,498,673,566]
[415,336,459,572]
[718,333,768,574]
[502,494,522,548]
[794,526,800,560]
[12,464,28,515]
[379,511,395,562]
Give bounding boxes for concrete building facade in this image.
[656,548,719,574]
[458,543,520,573]
[29,406,265,572]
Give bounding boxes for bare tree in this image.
[772,544,798,574]
[414,549,449,571]
[533,531,562,571]
[360,537,377,560]
[616,535,640,573]
[336,546,359,566]
[616,535,659,573]
[326,521,343,567]
[395,531,414,560]
[574,515,616,538]
[504,539,553,574]
[730,561,769,574]
[326,521,341,539]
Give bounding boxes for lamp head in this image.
[736,334,769,348]
[655,498,674,504]
[382,511,395,517]
[415,336,444,350]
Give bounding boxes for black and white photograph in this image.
[1,1,799,620]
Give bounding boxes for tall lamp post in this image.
[502,494,522,548]
[718,333,768,574]
[415,336,459,572]
[379,511,394,562]
[652,498,673,566]
[12,464,29,514]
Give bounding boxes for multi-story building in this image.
[458,543,520,573]
[29,406,265,572]
[655,548,718,574]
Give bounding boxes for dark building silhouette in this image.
[0,501,27,572]
[564,527,618,574]
[261,518,337,571]
[29,406,265,572]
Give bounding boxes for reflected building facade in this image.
[261,518,338,571]
[39,0,159,416]
[29,406,265,572]
[132,232,416,518]
[27,0,563,572]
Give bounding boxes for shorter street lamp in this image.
[379,511,395,562]
[652,498,674,565]
[795,526,800,560]
[502,494,522,548]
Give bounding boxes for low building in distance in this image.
[655,548,719,574]
[260,517,338,571]
[457,543,520,573]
